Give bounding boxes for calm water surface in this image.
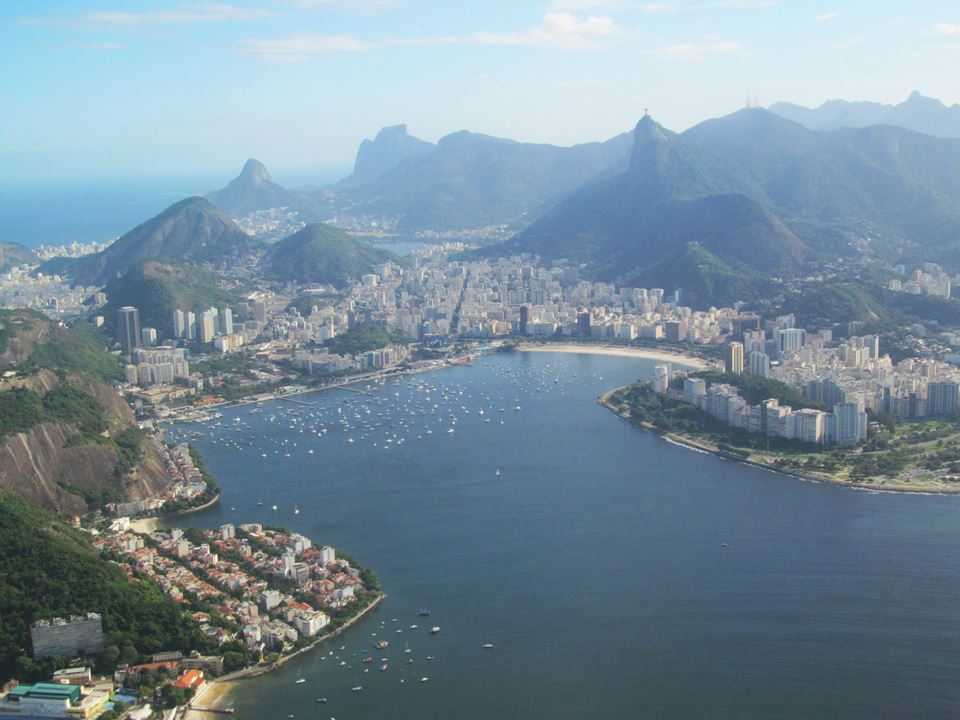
[170,352,960,719]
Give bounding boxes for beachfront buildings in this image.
[678,378,869,447]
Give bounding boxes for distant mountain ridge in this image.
[39,197,260,286]
[770,91,960,138]
[207,158,311,217]
[504,108,960,306]
[338,125,435,188]
[341,128,633,231]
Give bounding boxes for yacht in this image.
[295,678,306,684]
[430,627,440,634]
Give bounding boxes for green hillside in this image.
[0,492,212,682]
[39,197,260,287]
[100,260,241,338]
[268,223,398,287]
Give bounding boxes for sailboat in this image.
[495,469,500,477]
[294,503,300,515]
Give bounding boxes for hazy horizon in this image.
[4,0,960,181]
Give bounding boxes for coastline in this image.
[599,386,960,495]
[197,592,385,713]
[518,342,710,369]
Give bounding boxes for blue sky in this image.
[2,0,958,181]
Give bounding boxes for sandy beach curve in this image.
[517,343,710,370]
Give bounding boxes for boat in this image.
[418,609,431,616]
[351,686,363,692]
[293,504,300,515]
[375,640,389,649]
[316,697,327,703]
[430,627,440,634]
[362,656,373,664]
[380,664,388,671]
[420,677,429,683]
[295,678,306,684]
[483,641,494,649]
[495,469,500,477]
[271,505,278,511]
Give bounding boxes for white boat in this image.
[495,469,500,477]
[483,641,494,649]
[430,626,440,634]
[351,686,363,692]
[295,677,306,684]
[271,505,278,511]
[420,677,429,683]
[294,504,300,515]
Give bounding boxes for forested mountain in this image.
[267,223,397,287]
[504,109,960,306]
[39,197,260,286]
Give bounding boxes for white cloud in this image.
[834,36,864,49]
[244,12,624,60]
[549,0,634,10]
[24,3,275,27]
[930,22,960,37]
[646,39,746,60]
[814,11,838,22]
[243,33,374,60]
[470,12,621,49]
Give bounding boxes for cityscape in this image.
[3,1,960,718]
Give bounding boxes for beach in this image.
[183,681,232,720]
[518,342,710,369]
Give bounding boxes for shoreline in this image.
[599,386,960,496]
[518,342,710,369]
[209,591,385,702]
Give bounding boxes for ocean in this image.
[0,167,349,249]
[165,351,960,719]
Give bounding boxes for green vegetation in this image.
[0,492,214,683]
[0,383,108,441]
[323,326,409,356]
[102,260,241,338]
[25,322,122,382]
[268,223,398,288]
[113,427,146,478]
[609,382,960,489]
[683,371,819,409]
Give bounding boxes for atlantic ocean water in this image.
[169,351,960,719]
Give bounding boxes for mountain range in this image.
[206,126,632,233]
[770,91,960,138]
[337,124,435,188]
[503,109,960,306]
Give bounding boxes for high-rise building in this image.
[221,307,234,335]
[777,328,806,360]
[830,402,868,446]
[118,306,141,356]
[577,311,591,337]
[141,327,158,346]
[173,310,187,339]
[519,305,529,336]
[199,308,217,344]
[927,381,960,417]
[723,341,744,375]
[664,320,685,343]
[747,350,770,378]
[30,613,104,660]
[186,311,197,340]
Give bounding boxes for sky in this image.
[2,0,959,182]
